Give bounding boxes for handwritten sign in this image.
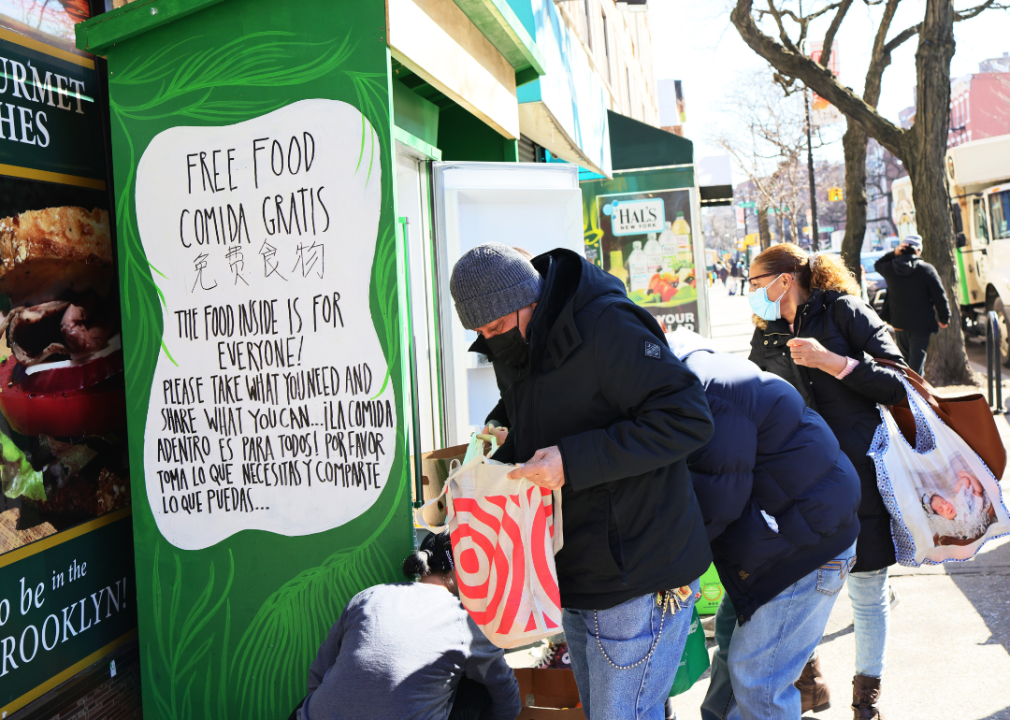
[135,100,395,550]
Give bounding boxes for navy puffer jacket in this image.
[669,331,861,622]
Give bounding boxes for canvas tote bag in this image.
[869,376,1010,566]
[417,437,564,649]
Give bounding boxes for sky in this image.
[648,0,1010,170]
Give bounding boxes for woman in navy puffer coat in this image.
[669,330,860,720]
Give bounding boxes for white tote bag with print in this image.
[869,377,1010,566]
[417,439,564,649]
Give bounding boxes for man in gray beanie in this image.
[450,242,714,720]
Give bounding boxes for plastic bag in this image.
[669,606,710,697]
[869,376,1010,566]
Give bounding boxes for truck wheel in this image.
[994,297,1010,367]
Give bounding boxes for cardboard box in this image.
[514,668,586,719]
[412,444,468,527]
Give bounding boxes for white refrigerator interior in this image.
[432,162,583,445]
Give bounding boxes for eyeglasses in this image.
[748,271,783,290]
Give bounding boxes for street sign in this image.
[738,201,756,208]
[828,187,844,202]
[821,226,835,233]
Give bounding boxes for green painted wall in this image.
[76,1,413,719]
[438,104,517,162]
[393,80,439,148]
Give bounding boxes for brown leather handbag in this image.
[876,358,1006,478]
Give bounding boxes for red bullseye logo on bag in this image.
[419,452,565,649]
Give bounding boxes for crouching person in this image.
[668,330,861,720]
[450,244,715,720]
[296,531,521,720]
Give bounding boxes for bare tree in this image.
[730,0,1009,385]
[713,74,832,250]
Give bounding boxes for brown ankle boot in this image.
[852,675,883,719]
[795,656,831,712]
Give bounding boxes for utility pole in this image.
[799,0,820,250]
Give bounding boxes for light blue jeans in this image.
[701,543,857,720]
[563,580,700,720]
[847,567,889,678]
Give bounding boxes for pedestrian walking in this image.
[450,243,715,720]
[295,531,521,720]
[746,243,907,720]
[874,234,950,375]
[668,329,861,720]
[729,261,741,295]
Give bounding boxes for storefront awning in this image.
[608,110,692,172]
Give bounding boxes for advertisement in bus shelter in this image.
[0,12,138,717]
[593,188,700,332]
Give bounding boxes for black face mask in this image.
[484,312,529,367]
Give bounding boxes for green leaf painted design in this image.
[147,542,234,720]
[112,23,410,720]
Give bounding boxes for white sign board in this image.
[608,198,666,236]
[135,99,396,550]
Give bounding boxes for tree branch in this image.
[883,23,920,54]
[731,0,908,159]
[820,0,854,68]
[955,0,1010,21]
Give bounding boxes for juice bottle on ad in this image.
[643,232,662,275]
[659,221,678,273]
[608,249,629,289]
[673,212,692,260]
[628,241,649,292]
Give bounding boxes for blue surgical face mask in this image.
[748,274,786,321]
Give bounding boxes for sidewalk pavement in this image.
[671,284,1010,719]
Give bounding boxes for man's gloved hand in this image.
[507,446,565,490]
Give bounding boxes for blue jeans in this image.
[847,567,889,678]
[563,580,700,720]
[701,544,857,720]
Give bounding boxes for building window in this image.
[602,10,611,83]
[583,0,592,50]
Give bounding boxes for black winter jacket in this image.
[749,289,907,572]
[670,331,860,622]
[475,249,715,610]
[875,251,950,334]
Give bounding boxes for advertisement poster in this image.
[595,188,700,332]
[0,16,138,717]
[80,0,414,717]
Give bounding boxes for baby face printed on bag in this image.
[919,463,997,547]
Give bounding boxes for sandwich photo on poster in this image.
[0,179,128,555]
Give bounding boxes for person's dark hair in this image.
[752,243,860,296]
[402,530,455,578]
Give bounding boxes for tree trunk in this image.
[758,207,772,249]
[841,119,868,278]
[911,0,974,386]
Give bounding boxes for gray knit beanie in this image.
[450,244,543,330]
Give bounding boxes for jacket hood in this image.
[667,328,717,362]
[892,252,920,277]
[524,249,627,368]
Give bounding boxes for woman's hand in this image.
[786,337,848,376]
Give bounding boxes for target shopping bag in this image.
[418,449,564,649]
[868,376,1010,566]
